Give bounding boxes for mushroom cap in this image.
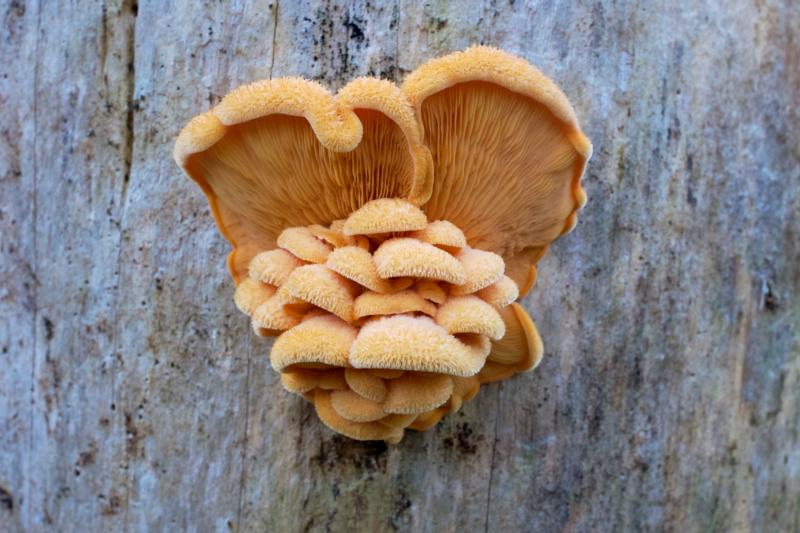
[280,370,319,393]
[436,295,506,340]
[452,375,481,402]
[475,275,520,308]
[270,314,358,372]
[314,389,403,442]
[344,368,388,402]
[326,246,394,294]
[349,315,489,376]
[354,290,437,320]
[309,224,350,249]
[402,45,590,282]
[279,264,360,322]
[248,249,308,287]
[373,238,466,284]
[277,226,333,264]
[450,247,505,296]
[408,220,467,254]
[502,245,547,298]
[407,409,446,431]
[481,302,544,380]
[234,277,276,316]
[343,198,428,235]
[330,389,387,422]
[412,280,448,304]
[383,372,454,414]
[251,294,302,331]
[368,368,405,380]
[174,77,433,283]
[378,413,417,429]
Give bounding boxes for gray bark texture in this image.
[1,0,799,532]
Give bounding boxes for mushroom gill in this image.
[175,46,590,443]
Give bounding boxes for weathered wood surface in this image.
[2,0,798,531]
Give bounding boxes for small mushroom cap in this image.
[349,315,489,376]
[278,227,333,264]
[486,302,543,372]
[330,389,387,422]
[373,238,466,284]
[354,290,437,320]
[477,360,517,383]
[383,372,454,414]
[308,224,348,249]
[407,409,446,431]
[326,246,394,293]
[452,375,481,402]
[251,294,302,331]
[369,368,405,379]
[412,280,448,304]
[408,220,467,254]
[270,314,358,372]
[436,295,506,340]
[280,264,360,322]
[475,275,519,308]
[252,324,284,338]
[450,248,505,296]
[378,413,417,429]
[344,368,388,402]
[248,249,308,287]
[280,371,319,393]
[234,277,276,315]
[343,198,428,235]
[314,389,402,442]
[503,246,547,298]
[317,369,349,390]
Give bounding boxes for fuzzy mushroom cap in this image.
[175,46,590,443]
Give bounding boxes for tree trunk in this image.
[2,1,798,531]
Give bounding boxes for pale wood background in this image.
[1,1,799,532]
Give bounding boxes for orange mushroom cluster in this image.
[174,46,591,443]
[233,198,543,442]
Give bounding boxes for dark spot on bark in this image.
[455,422,477,454]
[431,18,447,31]
[588,403,603,438]
[345,17,364,43]
[311,434,388,471]
[0,487,12,511]
[389,489,412,529]
[125,412,143,456]
[763,283,779,312]
[77,449,97,467]
[43,317,54,341]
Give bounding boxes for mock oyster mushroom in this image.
[174,46,591,443]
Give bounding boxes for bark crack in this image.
[484,387,501,533]
[269,0,279,79]
[27,1,42,528]
[235,338,253,533]
[118,1,137,530]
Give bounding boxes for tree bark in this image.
[1,1,798,532]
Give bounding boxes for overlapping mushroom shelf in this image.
[233,199,542,443]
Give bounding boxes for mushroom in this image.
[174,46,591,443]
